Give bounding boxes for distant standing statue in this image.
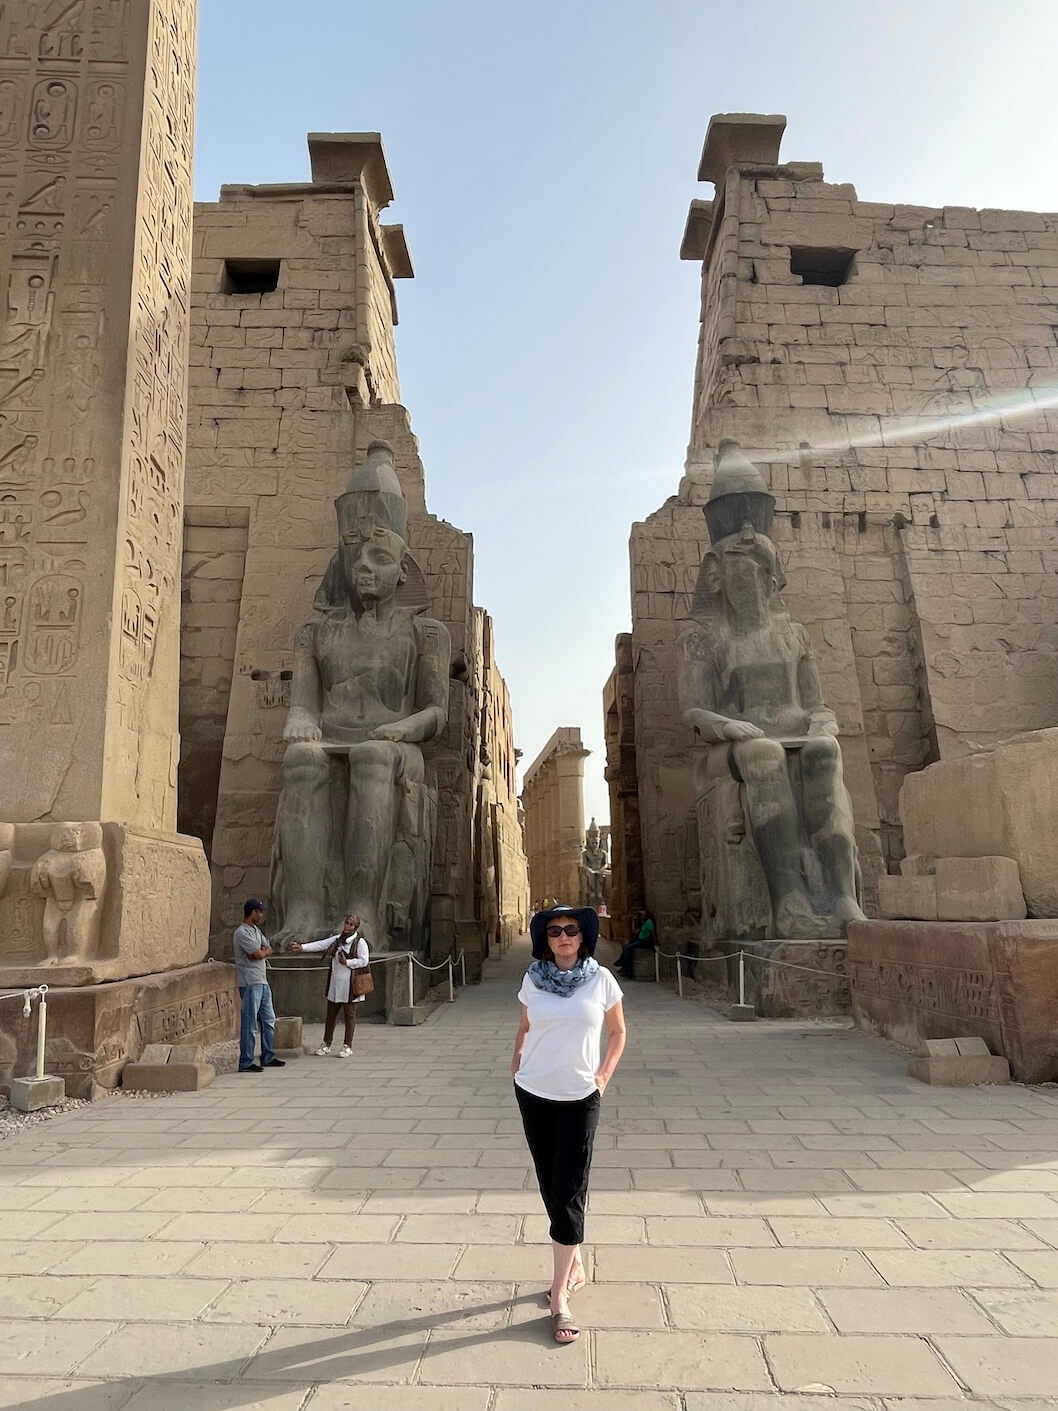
[677,440,865,940]
[581,818,609,911]
[30,821,107,963]
[270,443,451,949]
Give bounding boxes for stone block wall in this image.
[604,636,645,947]
[179,135,525,958]
[177,508,248,856]
[479,612,530,942]
[613,114,1058,942]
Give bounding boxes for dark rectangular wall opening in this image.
[789,246,855,287]
[222,258,281,294]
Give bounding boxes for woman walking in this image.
[511,903,626,1345]
[290,914,370,1056]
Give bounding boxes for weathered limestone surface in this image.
[122,1041,215,1091]
[720,939,850,1017]
[879,855,1026,922]
[678,440,866,943]
[269,442,450,952]
[908,1035,1010,1086]
[603,635,645,946]
[901,730,1058,917]
[849,918,1058,1083]
[182,135,527,966]
[0,0,194,826]
[0,0,229,1084]
[0,960,237,1099]
[0,821,208,984]
[521,727,588,908]
[611,111,1058,946]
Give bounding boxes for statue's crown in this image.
[336,441,407,542]
[704,438,775,544]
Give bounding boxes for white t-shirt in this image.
[514,965,623,1101]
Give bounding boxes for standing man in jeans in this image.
[233,898,286,1073]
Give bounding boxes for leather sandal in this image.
[551,1311,580,1343]
[540,1277,587,1307]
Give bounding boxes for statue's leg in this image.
[799,737,867,928]
[273,742,331,941]
[344,742,422,942]
[66,899,91,963]
[731,737,822,936]
[41,897,62,963]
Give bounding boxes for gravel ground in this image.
[0,1090,90,1140]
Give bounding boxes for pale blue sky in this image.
[195,0,1058,824]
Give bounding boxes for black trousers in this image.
[515,1083,601,1246]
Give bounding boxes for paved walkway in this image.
[3,940,1058,1409]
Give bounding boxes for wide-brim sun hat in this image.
[529,904,600,960]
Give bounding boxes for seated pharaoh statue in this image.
[270,443,451,950]
[677,439,865,941]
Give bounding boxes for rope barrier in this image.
[267,949,468,1006]
[652,945,846,1008]
[653,948,843,980]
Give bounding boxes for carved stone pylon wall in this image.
[0,0,195,827]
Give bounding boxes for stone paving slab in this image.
[2,937,1058,1405]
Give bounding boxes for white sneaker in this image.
[314,1044,330,1057]
[339,1045,353,1058]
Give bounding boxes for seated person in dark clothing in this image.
[615,912,656,977]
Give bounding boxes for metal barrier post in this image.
[447,958,455,1003]
[35,987,47,1080]
[407,955,414,1010]
[738,950,746,1009]
[654,948,660,983]
[676,954,684,999]
[459,952,466,987]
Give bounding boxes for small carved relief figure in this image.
[677,440,865,940]
[30,821,106,963]
[271,443,450,949]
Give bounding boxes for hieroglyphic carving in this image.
[0,0,197,826]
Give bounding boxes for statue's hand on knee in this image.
[721,719,764,742]
[807,711,840,739]
[283,710,322,744]
[372,721,415,743]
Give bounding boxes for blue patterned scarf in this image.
[528,955,598,997]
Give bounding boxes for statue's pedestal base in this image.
[714,939,849,1017]
[849,919,1058,1084]
[10,1074,65,1111]
[0,963,237,1101]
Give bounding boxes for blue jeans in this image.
[238,983,276,1068]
